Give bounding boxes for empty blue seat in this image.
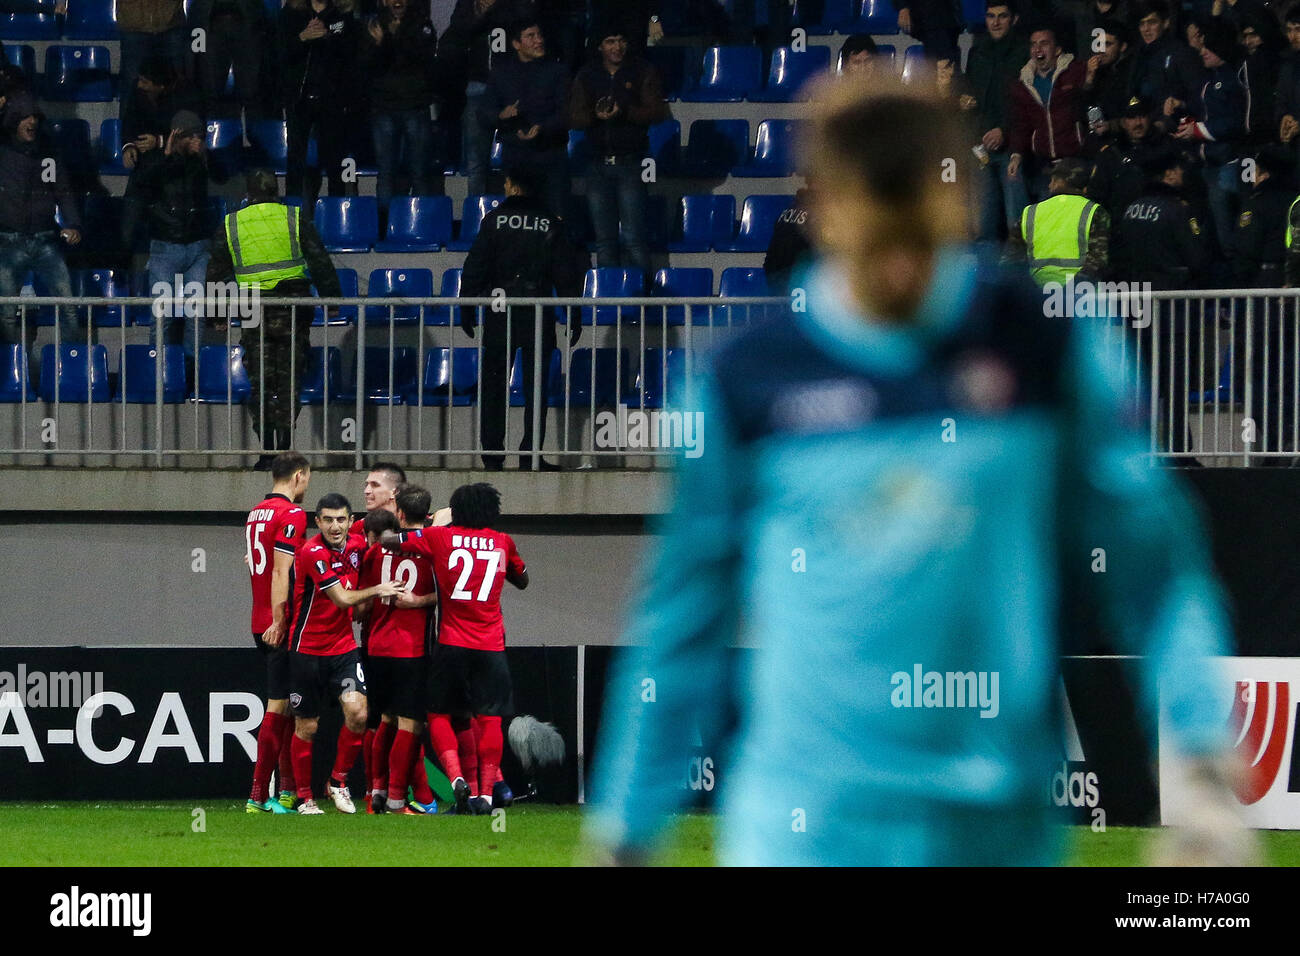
[45,46,114,101]
[65,0,118,39]
[447,195,504,251]
[734,120,802,177]
[850,0,898,33]
[427,267,461,326]
[314,196,378,252]
[647,119,680,176]
[312,266,357,325]
[649,268,713,325]
[645,45,691,99]
[679,119,749,178]
[1,12,58,40]
[246,119,317,175]
[581,267,644,326]
[205,118,244,179]
[118,344,187,403]
[568,347,628,406]
[718,267,773,324]
[299,346,344,404]
[507,347,564,407]
[628,347,687,409]
[375,196,452,252]
[751,47,830,102]
[682,46,762,102]
[415,347,479,406]
[196,345,251,403]
[872,44,897,69]
[0,345,34,402]
[489,129,504,171]
[716,194,794,253]
[365,268,433,325]
[98,118,128,175]
[793,0,854,33]
[3,44,37,83]
[668,194,735,253]
[346,346,417,405]
[40,343,111,402]
[74,268,130,328]
[901,45,928,83]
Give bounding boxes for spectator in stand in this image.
[1209,0,1282,47]
[1171,19,1248,254]
[117,0,192,143]
[1239,11,1283,148]
[725,0,795,58]
[1008,22,1089,201]
[190,0,269,122]
[1187,18,1205,55]
[961,0,1029,244]
[443,0,527,197]
[615,0,666,52]
[122,110,215,366]
[896,0,962,62]
[483,18,573,220]
[1081,20,1135,138]
[1059,0,1129,59]
[1277,5,1300,162]
[121,56,204,171]
[281,0,362,212]
[1128,0,1202,134]
[838,34,880,75]
[0,92,83,356]
[570,25,669,276]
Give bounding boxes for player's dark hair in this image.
[983,0,1011,11]
[839,33,877,59]
[450,483,501,529]
[363,508,400,537]
[504,164,542,197]
[1288,2,1300,26]
[316,492,351,515]
[270,450,310,481]
[368,461,407,487]
[1133,0,1170,22]
[1025,20,1060,46]
[1101,18,1130,45]
[394,484,433,524]
[508,17,540,43]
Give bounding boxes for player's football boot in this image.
[469,796,491,815]
[277,790,296,810]
[492,781,514,808]
[451,776,471,815]
[297,799,325,815]
[408,800,437,814]
[326,780,356,814]
[246,798,293,814]
[369,791,386,815]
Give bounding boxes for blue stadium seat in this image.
[581,267,644,325]
[716,194,794,253]
[901,44,928,83]
[3,45,37,84]
[647,119,680,176]
[679,119,749,178]
[65,0,118,39]
[668,194,735,253]
[364,268,433,325]
[345,346,416,405]
[48,118,93,176]
[507,347,563,407]
[314,196,378,253]
[447,195,504,251]
[733,119,802,177]
[412,347,478,406]
[98,118,128,175]
[313,266,357,325]
[427,267,461,326]
[118,344,187,403]
[298,346,344,404]
[568,128,589,176]
[718,267,773,324]
[627,347,687,409]
[751,47,830,102]
[681,46,762,102]
[649,267,713,325]
[196,345,251,403]
[74,268,130,328]
[489,129,503,171]
[0,345,35,402]
[568,348,628,407]
[246,119,306,175]
[793,0,854,33]
[205,118,244,180]
[1,11,58,39]
[849,0,898,33]
[872,44,897,69]
[45,46,114,101]
[644,44,691,99]
[40,343,111,402]
[375,196,452,252]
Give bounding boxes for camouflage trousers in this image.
[243,282,313,450]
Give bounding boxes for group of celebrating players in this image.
[242,454,527,816]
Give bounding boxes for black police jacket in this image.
[1111,180,1210,288]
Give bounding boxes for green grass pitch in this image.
[4,803,1300,865]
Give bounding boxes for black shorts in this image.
[367,655,428,721]
[254,632,290,701]
[289,648,367,720]
[427,643,512,717]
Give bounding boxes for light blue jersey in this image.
[587,249,1231,866]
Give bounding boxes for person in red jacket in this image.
[1008,23,1089,201]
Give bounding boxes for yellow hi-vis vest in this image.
[224,202,307,290]
[1021,193,1099,287]
[1286,195,1300,248]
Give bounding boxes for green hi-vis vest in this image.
[1021,193,1100,287]
[1286,196,1300,249]
[224,202,307,290]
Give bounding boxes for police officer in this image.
[460,164,586,471]
[1236,144,1295,288]
[1088,95,1167,221]
[763,187,813,297]
[1017,157,1109,287]
[206,167,341,470]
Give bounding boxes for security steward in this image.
[1234,145,1292,288]
[460,164,586,471]
[1087,95,1167,222]
[1016,157,1109,287]
[207,167,342,470]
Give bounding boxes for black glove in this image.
[460,308,477,338]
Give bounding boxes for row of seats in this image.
[0,342,690,408]
[791,0,988,35]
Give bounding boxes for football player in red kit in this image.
[287,493,404,815]
[245,452,311,814]
[383,482,527,815]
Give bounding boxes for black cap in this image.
[1050,157,1091,191]
[1122,95,1152,117]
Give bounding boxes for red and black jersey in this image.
[246,493,307,634]
[287,533,366,656]
[398,525,525,652]
[357,540,436,658]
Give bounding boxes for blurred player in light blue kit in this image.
[586,74,1253,866]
